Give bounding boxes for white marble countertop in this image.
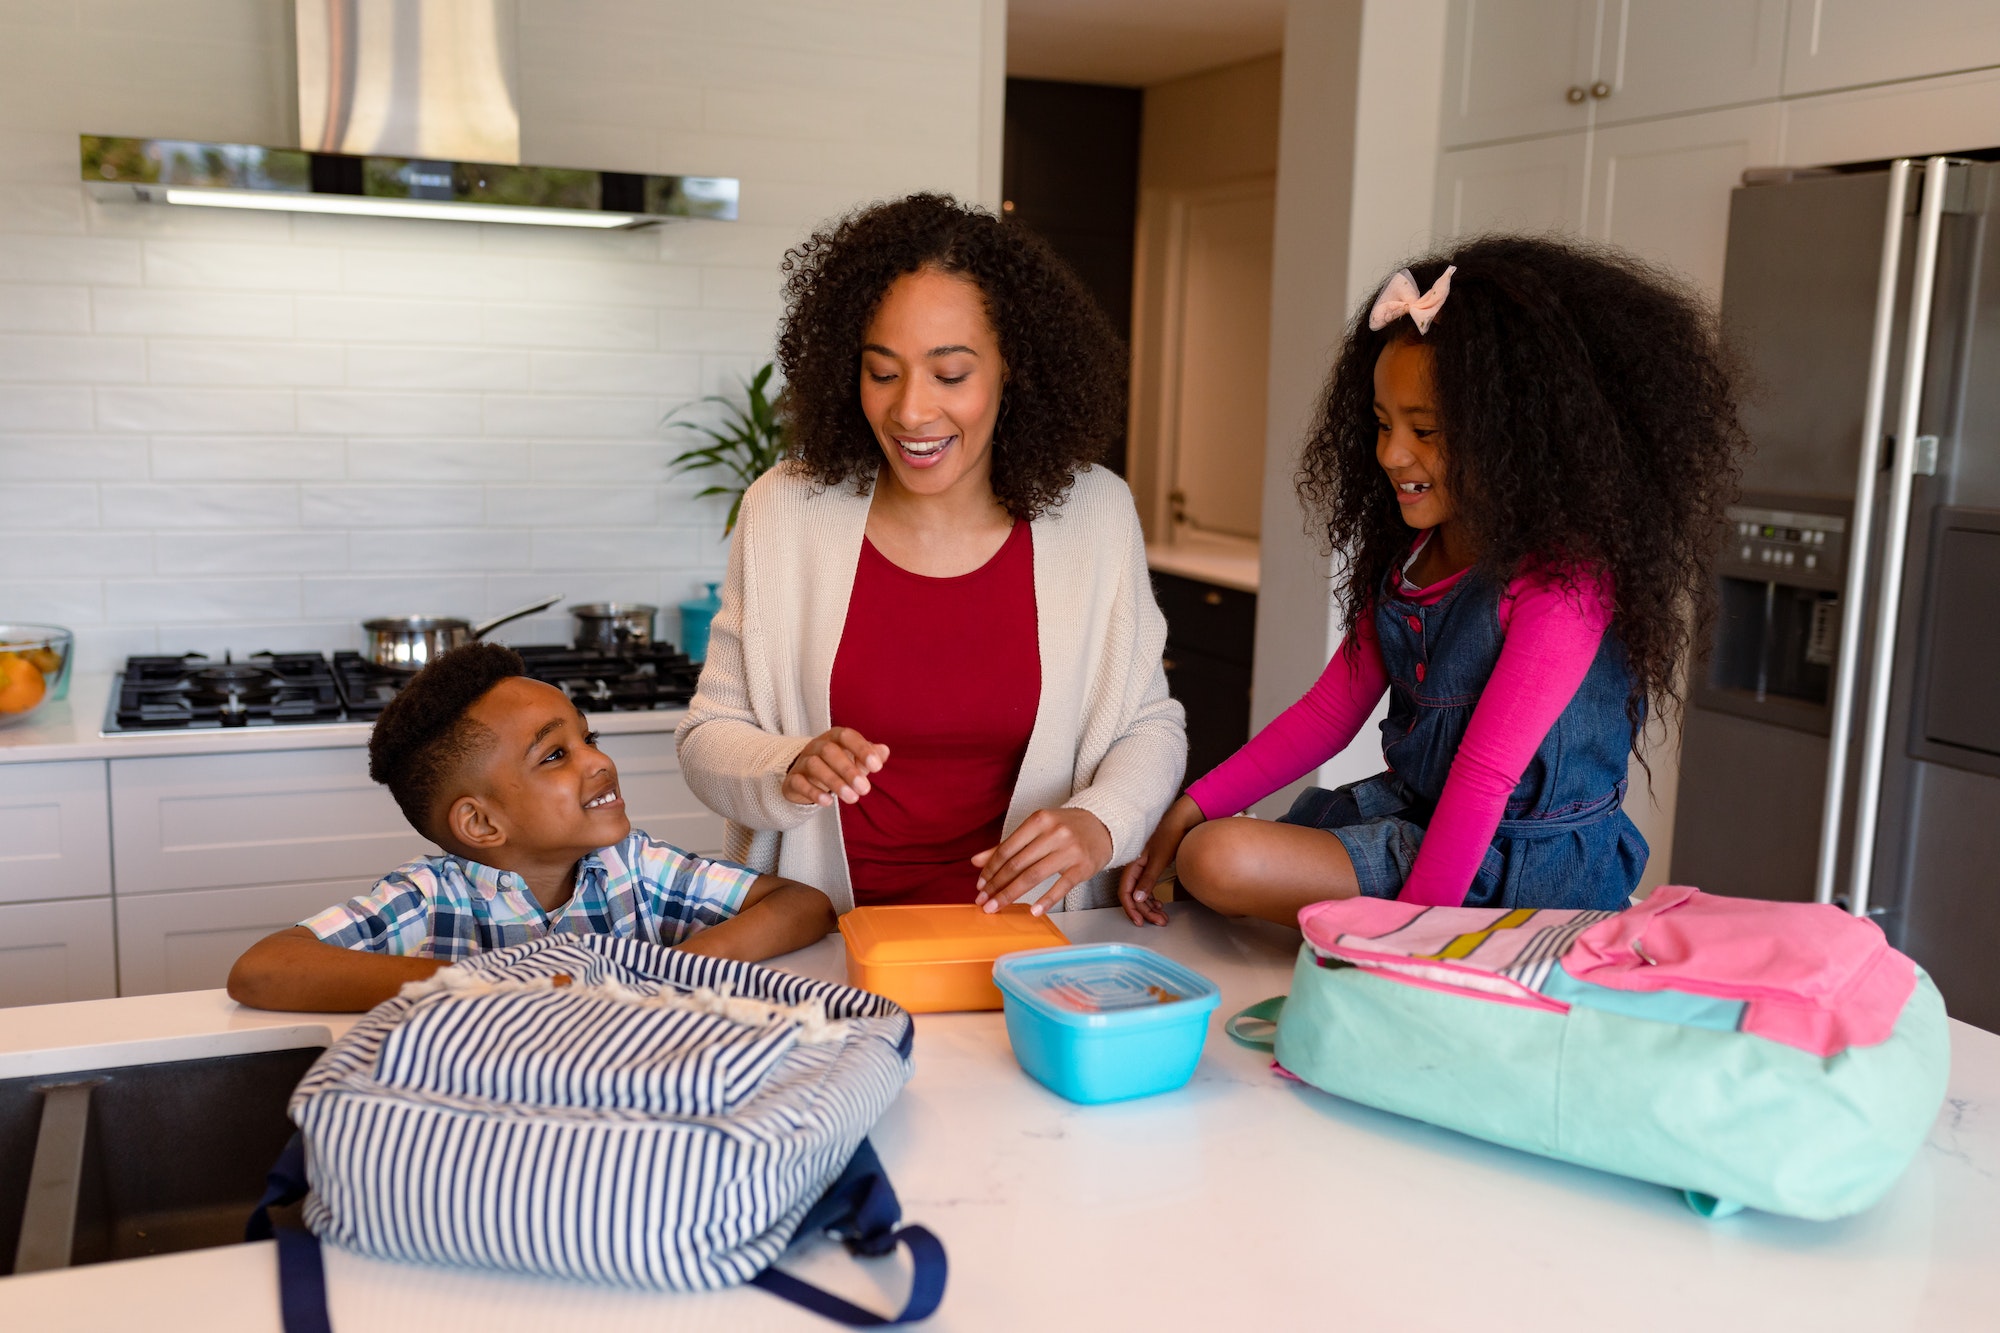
[0,674,681,765]
[3,904,1997,1330]
[1146,530,1260,594]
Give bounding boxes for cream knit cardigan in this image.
[674,462,1187,914]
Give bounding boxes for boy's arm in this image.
[226,926,445,1012]
[673,876,835,963]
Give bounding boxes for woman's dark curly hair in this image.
[1301,234,1746,748]
[775,193,1125,520]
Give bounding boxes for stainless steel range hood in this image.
[81,0,736,230]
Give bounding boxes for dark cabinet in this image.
[1153,571,1256,788]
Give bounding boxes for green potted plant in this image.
[666,361,788,537]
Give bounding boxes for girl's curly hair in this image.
[1301,234,1747,748]
[775,193,1125,520]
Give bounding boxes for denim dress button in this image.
[1406,615,1423,633]
[1416,662,1426,683]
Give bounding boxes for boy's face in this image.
[452,677,630,859]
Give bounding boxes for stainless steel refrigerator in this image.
[1672,156,2000,1031]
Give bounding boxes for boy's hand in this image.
[784,728,889,807]
[1117,795,1207,927]
[971,808,1112,916]
[227,926,446,1012]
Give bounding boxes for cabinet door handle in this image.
[1203,590,1223,606]
[1565,85,1586,104]
[1162,657,1178,672]
[1590,81,1611,99]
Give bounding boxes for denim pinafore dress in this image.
[1279,567,1648,911]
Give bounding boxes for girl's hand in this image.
[971,808,1113,916]
[1117,795,1207,927]
[783,728,890,807]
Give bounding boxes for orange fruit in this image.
[23,646,62,675]
[0,653,47,713]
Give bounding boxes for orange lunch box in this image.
[838,905,1070,1012]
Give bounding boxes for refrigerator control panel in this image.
[1719,504,1846,587]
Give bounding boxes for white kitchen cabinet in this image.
[1434,131,1588,238]
[1783,0,2000,98]
[0,758,111,905]
[1781,65,2000,169]
[109,747,432,895]
[114,876,373,997]
[0,897,116,1006]
[1442,0,1599,147]
[598,731,726,858]
[1587,104,1783,297]
[1597,0,1787,127]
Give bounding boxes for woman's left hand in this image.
[972,808,1113,916]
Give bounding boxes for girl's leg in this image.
[1174,818,1362,927]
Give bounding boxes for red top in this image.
[831,521,1040,906]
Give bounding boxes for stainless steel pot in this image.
[570,602,656,653]
[362,595,562,670]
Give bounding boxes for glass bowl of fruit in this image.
[0,624,73,727]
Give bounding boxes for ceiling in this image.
[1006,0,1286,88]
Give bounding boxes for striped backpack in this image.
[247,934,946,1327]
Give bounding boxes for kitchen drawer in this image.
[115,877,373,997]
[1153,572,1258,669]
[0,897,116,1007]
[0,759,111,904]
[1162,643,1253,787]
[598,732,727,857]
[110,749,433,895]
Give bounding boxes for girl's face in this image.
[1373,337,1452,533]
[859,266,1006,504]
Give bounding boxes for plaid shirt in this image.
[301,831,760,961]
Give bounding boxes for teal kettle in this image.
[677,582,722,663]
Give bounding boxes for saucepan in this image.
[362,595,563,671]
[569,602,656,654]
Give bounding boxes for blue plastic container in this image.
[993,944,1221,1104]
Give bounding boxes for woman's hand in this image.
[1116,795,1207,927]
[972,808,1113,916]
[783,728,890,807]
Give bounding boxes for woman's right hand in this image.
[783,727,890,807]
[1117,794,1207,926]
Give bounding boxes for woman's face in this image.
[1373,337,1452,533]
[859,266,1006,503]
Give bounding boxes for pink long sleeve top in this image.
[1184,560,1616,907]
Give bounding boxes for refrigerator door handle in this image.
[1812,159,1913,908]
[1843,155,1951,920]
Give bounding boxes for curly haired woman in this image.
[676,194,1185,915]
[1120,234,1747,928]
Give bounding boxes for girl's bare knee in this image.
[1176,820,1255,915]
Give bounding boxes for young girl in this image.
[1121,235,1745,927]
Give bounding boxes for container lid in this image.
[993,944,1221,1028]
[839,904,1069,966]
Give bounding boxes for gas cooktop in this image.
[103,645,702,732]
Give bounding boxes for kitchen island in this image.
[2,905,1996,1331]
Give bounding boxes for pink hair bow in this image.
[1368,265,1456,334]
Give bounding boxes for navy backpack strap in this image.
[750,1138,949,1326]
[245,1131,334,1333]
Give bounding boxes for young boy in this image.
[228,643,835,1012]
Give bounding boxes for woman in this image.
[676,194,1185,915]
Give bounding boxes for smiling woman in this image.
[675,194,1187,916]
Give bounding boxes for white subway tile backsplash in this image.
[0,234,140,284]
[170,620,364,657]
[71,624,161,672]
[301,574,490,620]
[295,295,483,344]
[9,531,151,578]
[146,339,346,387]
[101,483,300,529]
[347,439,530,482]
[106,577,302,624]
[487,484,656,528]
[0,482,97,529]
[659,307,778,354]
[144,241,342,292]
[345,345,530,391]
[0,436,149,480]
[522,259,700,308]
[348,528,525,573]
[0,183,86,234]
[529,441,678,481]
[0,285,89,332]
[93,288,293,338]
[150,437,346,481]
[482,394,659,439]
[302,484,483,529]
[0,333,145,382]
[532,350,699,395]
[0,579,106,624]
[339,249,531,300]
[0,386,92,430]
[488,573,661,617]
[297,390,481,437]
[483,302,657,350]
[532,526,699,571]
[155,531,349,576]
[98,386,295,434]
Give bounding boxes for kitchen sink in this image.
[0,1046,323,1275]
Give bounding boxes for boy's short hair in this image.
[367,643,526,840]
